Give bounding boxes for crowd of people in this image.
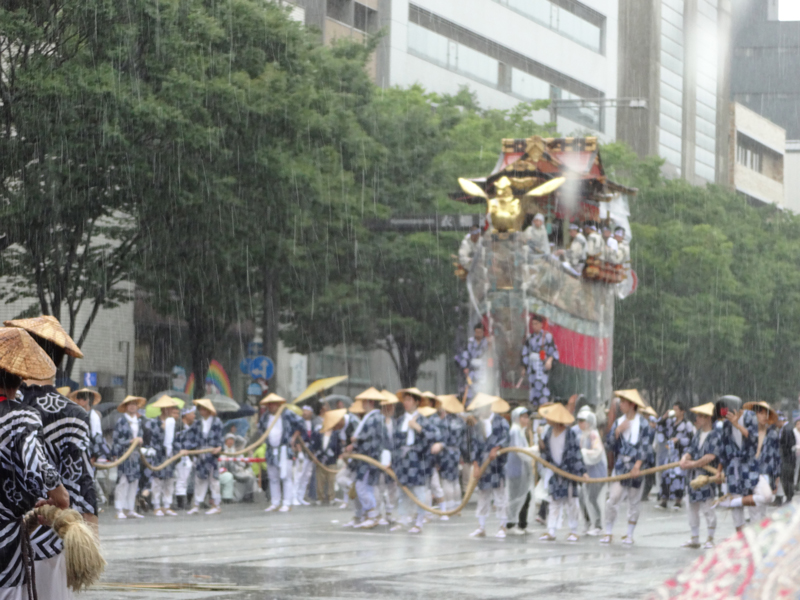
[2,311,800,600]
[458,217,631,283]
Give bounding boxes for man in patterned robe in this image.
[346,388,387,529]
[602,390,652,545]
[0,327,69,599]
[468,393,510,539]
[392,389,438,534]
[679,402,721,549]
[657,403,695,510]
[521,314,559,408]
[538,403,587,542]
[183,398,223,515]
[4,315,97,585]
[145,396,180,516]
[257,394,303,512]
[113,396,147,518]
[455,323,488,400]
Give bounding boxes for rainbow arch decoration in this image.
[184,373,196,397]
[205,360,233,397]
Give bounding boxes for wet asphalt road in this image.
[83,497,744,600]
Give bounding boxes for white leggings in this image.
[399,484,428,527]
[441,477,461,511]
[151,477,175,509]
[605,482,643,534]
[267,464,293,507]
[476,483,507,529]
[548,489,580,536]
[294,456,314,502]
[114,474,138,512]
[688,499,716,539]
[430,470,444,500]
[174,458,192,496]
[377,474,398,516]
[194,476,221,507]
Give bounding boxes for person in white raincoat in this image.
[577,407,607,536]
[506,407,535,535]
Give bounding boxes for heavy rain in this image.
[0,0,799,598]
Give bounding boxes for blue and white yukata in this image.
[658,417,695,502]
[718,411,760,529]
[113,413,145,513]
[683,428,721,541]
[434,412,465,511]
[471,413,510,531]
[751,424,781,520]
[394,410,437,528]
[351,409,387,521]
[604,413,651,538]
[310,426,342,505]
[257,409,304,508]
[454,336,488,400]
[541,426,586,537]
[183,415,223,507]
[20,384,95,575]
[521,331,559,407]
[294,416,316,504]
[0,396,62,598]
[145,416,177,510]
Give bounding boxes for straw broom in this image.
[24,505,105,592]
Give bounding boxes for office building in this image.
[300,0,620,139]
[616,0,732,184]
[728,102,785,207]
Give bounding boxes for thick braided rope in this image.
[98,405,289,472]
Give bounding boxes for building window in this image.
[553,87,603,131]
[736,133,784,182]
[407,22,499,88]
[659,0,684,173]
[354,2,377,33]
[327,0,350,24]
[315,351,371,386]
[494,0,605,54]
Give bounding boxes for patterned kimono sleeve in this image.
[705,430,722,462]
[761,428,781,479]
[112,416,132,457]
[544,332,559,361]
[495,418,510,449]
[21,415,62,495]
[469,425,483,464]
[181,420,201,451]
[567,429,586,476]
[418,418,438,450]
[454,349,469,370]
[605,420,620,454]
[741,411,759,454]
[540,429,553,464]
[286,411,305,437]
[521,338,531,368]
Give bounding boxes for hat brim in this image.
[466,392,495,411]
[259,393,286,405]
[117,396,146,412]
[193,399,217,415]
[68,388,102,406]
[355,387,386,402]
[614,389,645,409]
[743,401,778,424]
[539,403,575,425]
[690,403,715,418]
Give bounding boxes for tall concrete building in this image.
[299,0,621,139]
[731,0,800,139]
[616,0,732,184]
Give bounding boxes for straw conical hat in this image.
[355,387,385,402]
[349,399,365,414]
[436,394,464,414]
[539,403,575,425]
[492,397,511,414]
[4,315,83,358]
[259,393,286,405]
[193,398,217,415]
[690,402,714,417]
[641,405,657,418]
[0,328,57,381]
[68,388,101,406]
[743,401,778,425]
[117,395,146,413]
[466,392,496,411]
[397,387,424,399]
[57,386,72,397]
[418,406,437,418]
[380,389,399,404]
[152,396,179,409]
[321,408,347,433]
[614,389,645,409]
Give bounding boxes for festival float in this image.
[455,136,637,407]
